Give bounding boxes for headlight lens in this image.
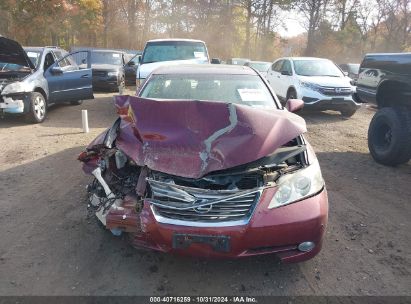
[269,160,324,209]
[299,81,321,92]
[107,71,119,77]
[1,82,27,95]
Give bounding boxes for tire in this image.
[70,100,83,106]
[25,92,47,123]
[340,107,357,118]
[286,88,297,101]
[368,107,411,166]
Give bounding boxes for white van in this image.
[136,39,210,87]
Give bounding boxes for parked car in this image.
[124,51,142,86]
[0,36,93,123]
[356,53,411,166]
[86,49,128,92]
[79,64,329,263]
[339,63,360,82]
[266,57,360,117]
[136,39,210,87]
[227,58,250,65]
[244,60,271,78]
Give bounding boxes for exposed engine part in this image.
[83,140,307,227]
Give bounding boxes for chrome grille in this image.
[319,86,352,96]
[147,179,260,223]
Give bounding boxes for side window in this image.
[54,50,71,68]
[273,60,283,72]
[43,52,55,71]
[281,60,292,74]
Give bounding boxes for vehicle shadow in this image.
[299,110,351,124]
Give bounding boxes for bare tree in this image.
[295,0,331,56]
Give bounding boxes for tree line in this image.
[0,0,410,63]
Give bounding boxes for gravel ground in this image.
[0,91,410,296]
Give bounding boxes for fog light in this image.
[298,241,315,252]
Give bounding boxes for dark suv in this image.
[79,49,128,92]
[0,36,93,123]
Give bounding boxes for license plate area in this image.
[173,233,230,252]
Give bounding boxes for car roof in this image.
[147,38,205,43]
[151,64,258,75]
[24,46,65,52]
[91,49,123,53]
[279,57,330,61]
[248,61,271,64]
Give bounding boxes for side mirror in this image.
[343,71,349,76]
[281,70,291,76]
[285,99,304,113]
[51,66,63,74]
[138,56,142,63]
[127,61,136,66]
[211,58,221,64]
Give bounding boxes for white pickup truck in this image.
[136,39,210,88]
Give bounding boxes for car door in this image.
[267,60,283,96]
[45,50,93,103]
[278,60,294,99]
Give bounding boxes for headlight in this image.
[268,160,324,209]
[299,81,321,92]
[1,82,28,95]
[107,71,119,77]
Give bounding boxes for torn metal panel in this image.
[105,95,307,179]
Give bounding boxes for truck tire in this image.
[368,107,411,166]
[25,92,47,123]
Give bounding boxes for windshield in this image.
[293,59,343,77]
[142,41,208,64]
[91,51,122,65]
[248,62,271,72]
[140,74,275,107]
[25,50,42,68]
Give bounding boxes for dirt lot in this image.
[0,91,410,296]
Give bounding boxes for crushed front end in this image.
[79,96,328,263]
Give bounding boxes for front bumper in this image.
[105,187,328,263]
[298,87,360,112]
[92,77,120,90]
[0,93,32,115]
[302,97,360,112]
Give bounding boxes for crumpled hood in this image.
[138,58,208,79]
[0,36,35,69]
[103,95,306,179]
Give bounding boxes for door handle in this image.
[277,75,280,78]
[81,74,90,78]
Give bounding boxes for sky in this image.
[279,16,307,37]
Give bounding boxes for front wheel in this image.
[368,107,411,166]
[286,89,297,101]
[25,92,47,123]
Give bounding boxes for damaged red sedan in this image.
[79,65,328,263]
